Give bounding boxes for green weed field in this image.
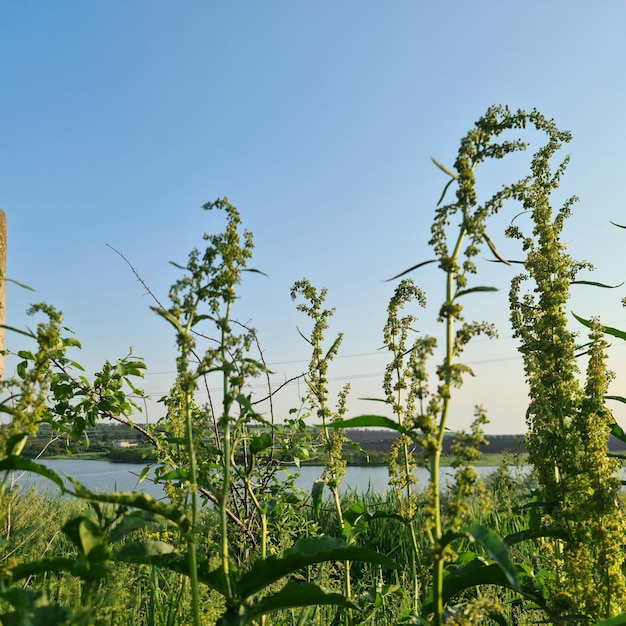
[3,106,626,625]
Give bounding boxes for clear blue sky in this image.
[2,2,626,434]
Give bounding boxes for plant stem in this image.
[183,379,201,626]
[220,301,234,602]
[431,228,465,626]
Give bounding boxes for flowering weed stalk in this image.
[507,133,626,619]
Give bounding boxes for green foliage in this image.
[3,108,626,626]
[508,122,626,619]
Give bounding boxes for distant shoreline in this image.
[34,450,529,468]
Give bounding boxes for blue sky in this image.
[2,2,626,434]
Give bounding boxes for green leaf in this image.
[137,465,151,484]
[324,414,407,434]
[16,360,28,379]
[236,393,254,416]
[242,267,269,277]
[108,510,157,543]
[66,481,190,531]
[485,258,525,265]
[609,419,626,443]
[571,280,624,289]
[436,178,456,206]
[323,335,342,362]
[114,540,176,560]
[62,336,82,348]
[4,434,27,456]
[610,221,626,229]
[244,581,359,622]
[423,559,543,617]
[454,286,498,298]
[572,312,626,341]
[593,612,626,625]
[250,432,272,455]
[504,527,568,546]
[62,517,105,557]
[3,277,35,290]
[3,557,77,583]
[341,502,403,539]
[441,524,519,590]
[386,259,437,282]
[1,324,36,339]
[483,233,511,265]
[158,468,190,481]
[430,156,458,179]
[150,306,183,333]
[235,535,399,600]
[311,480,324,519]
[607,396,626,405]
[0,456,65,491]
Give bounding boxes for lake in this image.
[6,458,527,501]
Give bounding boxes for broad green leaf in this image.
[593,613,626,625]
[608,419,626,443]
[137,465,151,484]
[114,540,176,560]
[16,360,27,379]
[244,581,359,622]
[107,510,157,543]
[311,480,324,519]
[386,259,437,282]
[342,502,403,539]
[571,280,624,289]
[250,432,272,455]
[236,393,254,416]
[465,524,519,589]
[66,480,190,531]
[454,286,498,299]
[3,557,76,582]
[504,527,568,546]
[572,312,626,341]
[343,438,367,458]
[62,517,105,557]
[537,616,598,624]
[62,336,82,348]
[0,456,65,491]
[324,415,407,434]
[236,535,399,600]
[423,560,543,616]
[5,434,27,456]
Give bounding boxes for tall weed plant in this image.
[2,106,626,625]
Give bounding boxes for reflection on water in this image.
[8,459,531,501]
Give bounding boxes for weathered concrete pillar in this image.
[0,210,6,378]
